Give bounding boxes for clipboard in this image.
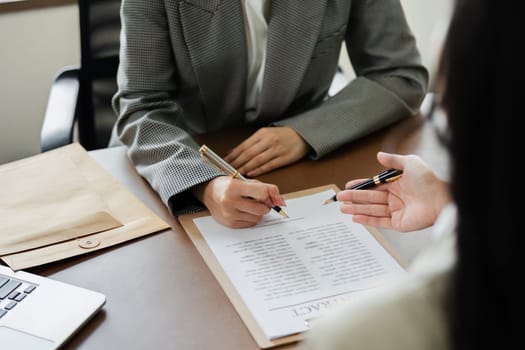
[178,184,407,348]
[0,143,170,270]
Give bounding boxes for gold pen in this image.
[323,168,403,205]
[199,145,289,218]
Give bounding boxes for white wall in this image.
[400,0,453,86]
[339,0,453,87]
[0,1,452,165]
[0,5,80,164]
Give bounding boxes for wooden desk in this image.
[32,115,439,349]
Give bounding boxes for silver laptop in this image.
[0,264,106,349]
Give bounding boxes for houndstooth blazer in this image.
[111,0,429,215]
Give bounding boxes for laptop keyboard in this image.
[0,273,38,319]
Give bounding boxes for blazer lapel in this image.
[179,0,247,127]
[257,0,328,119]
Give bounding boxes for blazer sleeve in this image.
[273,0,429,159]
[111,0,221,215]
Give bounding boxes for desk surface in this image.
[32,115,442,349]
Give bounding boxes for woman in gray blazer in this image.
[111,0,428,227]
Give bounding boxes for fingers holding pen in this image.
[233,181,287,226]
[339,194,391,216]
[238,179,286,208]
[202,177,286,228]
[337,183,393,228]
[342,178,369,192]
[337,183,389,205]
[338,193,395,230]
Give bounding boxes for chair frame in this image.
[40,0,120,152]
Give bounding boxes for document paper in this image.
[193,190,406,340]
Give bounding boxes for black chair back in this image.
[77,0,121,150]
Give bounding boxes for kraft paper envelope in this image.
[1,143,169,270]
[0,154,122,256]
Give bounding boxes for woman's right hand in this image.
[194,176,286,228]
[338,152,451,232]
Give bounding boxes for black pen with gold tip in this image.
[199,145,289,218]
[323,168,403,205]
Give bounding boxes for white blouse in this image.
[241,0,269,114]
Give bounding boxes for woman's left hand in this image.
[224,126,309,177]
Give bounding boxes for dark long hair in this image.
[441,0,522,348]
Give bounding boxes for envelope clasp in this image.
[77,238,100,249]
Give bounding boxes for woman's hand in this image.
[338,152,451,232]
[224,126,309,177]
[194,176,286,228]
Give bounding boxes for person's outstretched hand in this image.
[338,152,451,232]
[194,176,286,228]
[224,126,309,177]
